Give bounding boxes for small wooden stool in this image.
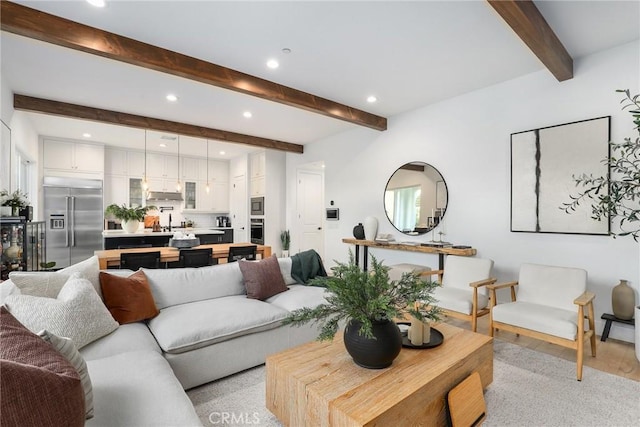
[600,313,635,342]
[448,371,486,427]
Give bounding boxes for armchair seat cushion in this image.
[433,287,488,315]
[492,301,578,340]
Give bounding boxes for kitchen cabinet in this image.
[250,176,265,197]
[104,175,129,207]
[181,157,200,181]
[147,153,178,179]
[184,181,197,209]
[43,140,104,173]
[147,178,178,193]
[128,151,146,177]
[198,229,233,244]
[250,151,265,179]
[197,159,229,183]
[211,182,229,212]
[105,148,128,176]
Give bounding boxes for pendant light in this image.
[142,130,149,190]
[205,139,210,193]
[176,135,182,192]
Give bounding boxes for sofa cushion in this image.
[0,278,20,305]
[148,295,289,354]
[492,301,578,340]
[143,263,245,309]
[85,350,201,427]
[266,284,329,312]
[38,330,94,419]
[0,307,85,427]
[277,257,297,285]
[80,323,161,362]
[432,286,489,315]
[4,274,119,349]
[239,255,289,300]
[99,270,160,324]
[8,256,102,299]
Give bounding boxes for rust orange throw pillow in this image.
[99,270,160,324]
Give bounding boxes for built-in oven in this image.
[250,197,264,216]
[250,218,264,245]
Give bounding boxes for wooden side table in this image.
[600,313,634,341]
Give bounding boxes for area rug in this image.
[187,340,640,426]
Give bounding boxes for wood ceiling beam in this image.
[14,94,304,154]
[487,0,573,82]
[1,1,387,131]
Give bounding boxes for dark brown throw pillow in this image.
[99,270,160,324]
[0,306,85,427]
[238,255,289,300]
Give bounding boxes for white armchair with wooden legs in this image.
[420,256,496,332]
[488,263,596,381]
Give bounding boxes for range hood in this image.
[147,191,183,201]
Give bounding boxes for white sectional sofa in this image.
[1,257,327,427]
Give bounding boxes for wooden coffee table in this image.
[266,322,492,426]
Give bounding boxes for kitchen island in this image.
[95,243,271,269]
[102,228,233,249]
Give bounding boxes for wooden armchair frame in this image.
[421,269,497,332]
[488,281,597,381]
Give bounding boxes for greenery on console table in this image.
[563,89,640,240]
[104,204,157,222]
[283,252,440,340]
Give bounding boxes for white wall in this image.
[287,40,640,343]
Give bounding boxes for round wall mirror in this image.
[384,162,448,235]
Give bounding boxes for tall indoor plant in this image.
[562,89,640,361]
[280,229,290,257]
[105,204,156,233]
[283,252,440,368]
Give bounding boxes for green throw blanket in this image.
[291,249,327,285]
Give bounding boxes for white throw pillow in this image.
[9,272,71,299]
[4,274,118,349]
[9,255,101,299]
[0,279,21,305]
[38,330,94,419]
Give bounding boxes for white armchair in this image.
[488,263,596,381]
[421,256,496,332]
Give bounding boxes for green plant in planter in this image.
[280,229,290,251]
[104,204,157,222]
[0,189,29,209]
[562,89,640,240]
[283,252,441,340]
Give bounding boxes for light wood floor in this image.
[444,316,639,381]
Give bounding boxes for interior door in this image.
[231,174,247,242]
[296,169,324,257]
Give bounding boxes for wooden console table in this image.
[342,238,476,270]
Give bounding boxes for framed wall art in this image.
[511,116,611,235]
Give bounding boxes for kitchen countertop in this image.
[103,228,225,237]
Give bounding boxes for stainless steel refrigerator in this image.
[43,177,104,268]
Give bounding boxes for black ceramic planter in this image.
[343,319,402,369]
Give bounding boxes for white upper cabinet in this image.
[181,157,200,181]
[128,151,146,177]
[211,181,230,212]
[250,151,265,178]
[43,140,104,173]
[105,148,128,176]
[210,159,229,182]
[147,153,178,179]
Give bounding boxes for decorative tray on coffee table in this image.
[396,322,444,349]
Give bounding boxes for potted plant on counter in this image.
[105,204,157,233]
[283,252,440,369]
[280,229,290,257]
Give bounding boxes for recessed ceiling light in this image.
[266,59,279,69]
[243,111,253,118]
[86,0,105,7]
[282,48,292,54]
[367,95,378,103]
[219,151,226,156]
[166,94,178,102]
[159,143,167,148]
[82,133,91,138]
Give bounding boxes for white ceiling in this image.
[2,0,639,157]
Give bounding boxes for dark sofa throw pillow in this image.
[239,255,289,300]
[99,270,160,324]
[0,306,85,427]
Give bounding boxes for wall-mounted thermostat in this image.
[325,208,339,220]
